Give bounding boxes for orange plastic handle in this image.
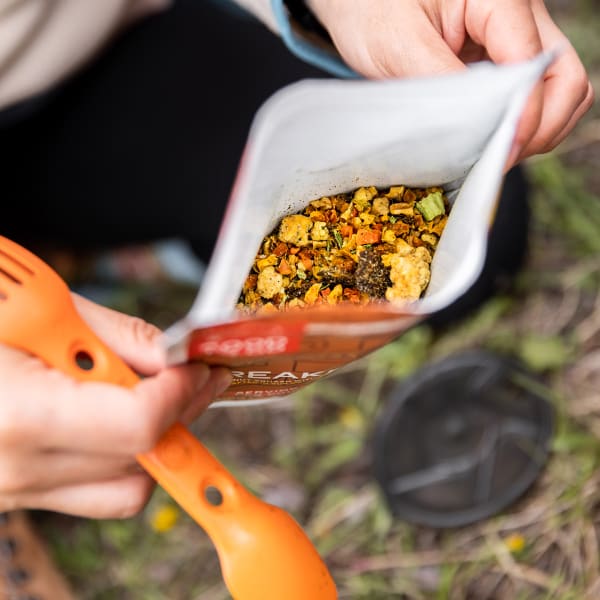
[0,236,336,600]
[63,315,336,599]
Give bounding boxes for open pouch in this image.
[163,53,553,402]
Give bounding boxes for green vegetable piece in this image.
[352,188,372,211]
[333,229,344,248]
[416,191,445,221]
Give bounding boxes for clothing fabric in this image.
[0,0,293,111]
[0,0,346,112]
[0,0,327,261]
[0,0,169,109]
[270,0,355,78]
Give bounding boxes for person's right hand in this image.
[0,294,232,519]
[309,0,594,169]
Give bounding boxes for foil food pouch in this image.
[163,53,553,402]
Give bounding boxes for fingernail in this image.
[506,142,523,170]
[194,364,211,392]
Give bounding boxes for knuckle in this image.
[562,61,591,100]
[128,315,161,348]
[573,75,591,103]
[367,40,400,78]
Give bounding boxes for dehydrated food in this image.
[355,247,389,299]
[238,185,449,313]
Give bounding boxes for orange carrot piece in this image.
[272,242,288,257]
[278,257,292,274]
[301,256,313,270]
[356,228,381,245]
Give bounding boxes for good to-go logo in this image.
[194,335,290,357]
[188,319,306,359]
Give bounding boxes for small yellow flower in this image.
[150,504,179,533]
[504,533,526,554]
[339,406,364,431]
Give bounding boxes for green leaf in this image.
[552,430,600,453]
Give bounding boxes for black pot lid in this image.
[373,350,554,528]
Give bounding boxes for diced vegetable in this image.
[356,228,381,246]
[238,184,450,313]
[333,229,344,248]
[415,190,446,221]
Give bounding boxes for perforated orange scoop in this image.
[0,235,336,600]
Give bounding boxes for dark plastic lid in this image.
[373,350,554,528]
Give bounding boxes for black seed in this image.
[355,247,390,298]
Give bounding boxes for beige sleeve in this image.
[0,0,280,111]
[0,0,170,110]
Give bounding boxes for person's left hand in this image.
[0,294,231,518]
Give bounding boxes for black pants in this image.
[0,0,327,263]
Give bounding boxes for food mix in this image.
[238,185,449,313]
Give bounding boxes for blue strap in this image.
[270,0,359,79]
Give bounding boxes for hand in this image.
[0,294,232,518]
[309,0,594,167]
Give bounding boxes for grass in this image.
[35,2,600,598]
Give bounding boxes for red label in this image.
[188,319,306,359]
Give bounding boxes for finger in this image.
[16,473,156,519]
[0,449,141,494]
[129,362,214,449]
[537,81,595,154]
[73,293,165,375]
[49,362,210,453]
[180,367,233,424]
[0,345,211,454]
[466,0,544,153]
[466,1,543,63]
[517,2,593,158]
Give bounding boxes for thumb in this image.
[73,293,165,375]
[321,4,465,79]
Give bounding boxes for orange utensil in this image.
[0,236,336,600]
